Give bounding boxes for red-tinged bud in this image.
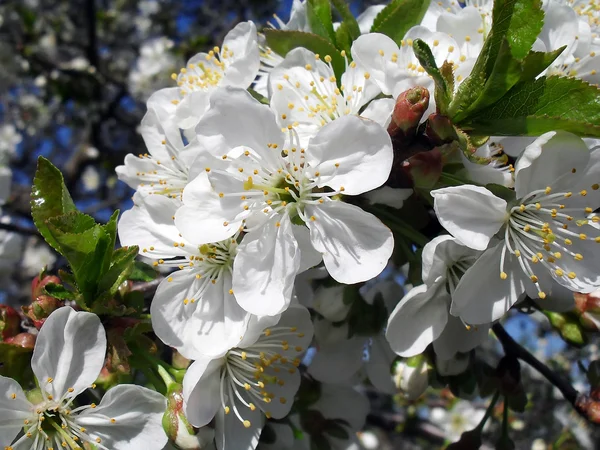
[425,113,457,146]
[574,291,600,332]
[5,332,36,349]
[163,380,214,449]
[23,295,64,329]
[576,395,600,423]
[0,305,20,340]
[387,87,430,140]
[31,273,61,300]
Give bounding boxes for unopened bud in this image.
[31,273,61,300]
[163,382,214,449]
[5,332,36,349]
[446,429,482,450]
[576,395,600,424]
[387,87,430,139]
[574,291,600,332]
[23,295,64,329]
[544,311,588,347]
[0,305,20,340]
[393,355,431,400]
[425,113,457,146]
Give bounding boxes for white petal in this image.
[366,335,396,394]
[385,282,450,357]
[175,90,211,130]
[222,21,261,88]
[292,224,323,272]
[214,400,263,450]
[360,98,395,128]
[32,307,106,399]
[233,215,300,316]
[306,201,393,284]
[351,33,401,95]
[195,87,283,169]
[314,384,369,431]
[312,285,352,322]
[364,186,413,209]
[0,376,32,445]
[433,316,490,361]
[151,271,249,359]
[514,131,590,198]
[432,185,507,251]
[75,385,167,450]
[306,115,393,195]
[147,87,180,123]
[436,7,484,58]
[308,336,365,384]
[357,5,386,34]
[183,357,224,427]
[450,243,529,324]
[118,194,188,258]
[421,235,481,286]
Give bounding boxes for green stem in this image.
[477,390,500,432]
[157,364,177,390]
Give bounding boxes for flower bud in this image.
[574,291,600,332]
[576,395,600,424]
[23,295,64,329]
[5,332,36,349]
[544,311,588,347]
[387,87,430,140]
[446,429,482,450]
[163,382,214,449]
[31,273,61,300]
[425,113,457,146]
[393,355,431,400]
[0,305,20,340]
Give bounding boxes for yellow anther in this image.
[556,268,564,276]
[500,272,508,280]
[364,72,371,79]
[514,250,521,257]
[224,406,230,414]
[565,239,573,245]
[568,272,577,279]
[531,275,538,283]
[580,234,588,240]
[581,190,588,196]
[538,291,546,299]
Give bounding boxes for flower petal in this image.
[360,98,395,128]
[306,115,393,195]
[422,235,481,286]
[221,21,260,88]
[75,385,167,450]
[151,270,249,359]
[514,131,590,198]
[183,357,225,427]
[433,316,490,361]
[306,201,393,284]
[386,282,450,357]
[214,399,263,450]
[308,335,365,384]
[292,224,323,272]
[0,375,32,446]
[432,185,507,251]
[450,243,529,324]
[366,335,397,394]
[351,33,401,95]
[32,307,106,399]
[233,215,300,316]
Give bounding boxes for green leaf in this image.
[43,283,75,300]
[413,39,451,113]
[370,0,430,44]
[96,246,139,300]
[31,157,77,252]
[264,29,345,79]
[129,261,158,282]
[462,76,600,137]
[330,0,360,41]
[449,0,545,120]
[248,88,269,104]
[307,0,336,44]
[335,23,353,56]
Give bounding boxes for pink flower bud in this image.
[5,332,36,349]
[23,295,64,329]
[0,305,20,340]
[387,87,430,139]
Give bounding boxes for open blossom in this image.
[269,48,394,146]
[0,307,167,450]
[118,193,252,359]
[149,21,260,131]
[386,235,490,361]
[116,108,200,200]
[432,131,600,324]
[351,26,476,107]
[175,87,394,316]
[183,305,313,450]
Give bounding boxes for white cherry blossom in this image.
[175,87,394,315]
[386,235,490,361]
[433,131,600,324]
[118,193,251,359]
[0,307,167,450]
[183,305,313,450]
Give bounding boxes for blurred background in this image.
[0,1,599,448]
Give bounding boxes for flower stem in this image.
[477,390,500,432]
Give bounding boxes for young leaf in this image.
[370,0,430,45]
[129,261,158,282]
[462,76,600,137]
[264,29,345,78]
[413,39,451,113]
[307,0,336,44]
[31,156,76,252]
[96,245,139,300]
[43,283,75,300]
[330,0,360,41]
[449,0,545,120]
